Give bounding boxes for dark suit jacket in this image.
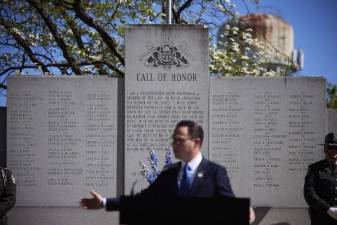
[106,157,234,211]
[304,159,337,225]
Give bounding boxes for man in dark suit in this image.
[137,120,234,199]
[304,133,337,225]
[80,120,254,222]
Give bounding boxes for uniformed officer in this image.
[0,167,16,225]
[304,133,337,225]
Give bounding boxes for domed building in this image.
[218,13,304,75]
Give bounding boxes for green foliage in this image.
[211,25,277,77]
[0,0,290,89]
[327,84,337,108]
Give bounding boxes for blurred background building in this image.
[218,13,304,76]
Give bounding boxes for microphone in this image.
[130,180,138,196]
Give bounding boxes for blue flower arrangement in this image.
[139,148,173,184]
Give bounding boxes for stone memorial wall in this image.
[124,25,209,193]
[7,76,118,206]
[6,75,326,224]
[0,107,6,167]
[210,77,325,207]
[327,108,337,135]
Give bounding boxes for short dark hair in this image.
[175,120,204,145]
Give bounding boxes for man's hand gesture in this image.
[80,190,104,210]
[327,207,337,220]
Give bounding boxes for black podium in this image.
[119,196,250,225]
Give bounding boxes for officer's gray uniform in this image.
[0,168,16,225]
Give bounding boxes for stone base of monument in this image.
[253,207,310,225]
[8,207,119,225]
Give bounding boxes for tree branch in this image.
[0,15,50,74]
[0,84,6,90]
[173,0,193,23]
[61,11,110,75]
[1,61,124,77]
[72,0,125,67]
[27,0,82,75]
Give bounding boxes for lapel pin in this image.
[197,172,203,178]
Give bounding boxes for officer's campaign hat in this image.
[323,133,337,148]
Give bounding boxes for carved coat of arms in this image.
[140,39,190,70]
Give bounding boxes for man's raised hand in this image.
[80,190,104,210]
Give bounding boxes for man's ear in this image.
[194,138,201,146]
